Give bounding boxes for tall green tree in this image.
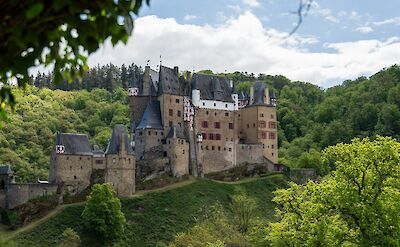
[82,183,126,243]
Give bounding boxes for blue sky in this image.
[87,0,400,87]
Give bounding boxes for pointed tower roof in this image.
[136,101,163,130]
[105,124,135,155]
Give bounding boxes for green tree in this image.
[267,136,400,246]
[57,228,81,247]
[82,183,126,243]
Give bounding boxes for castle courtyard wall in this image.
[6,183,58,209]
[236,143,264,165]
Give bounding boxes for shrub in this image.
[57,228,81,247]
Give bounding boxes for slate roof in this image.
[136,101,163,130]
[253,81,268,105]
[55,133,93,155]
[157,66,184,95]
[0,165,12,175]
[191,73,234,102]
[166,124,187,139]
[105,124,135,155]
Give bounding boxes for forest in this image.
[1,64,400,182]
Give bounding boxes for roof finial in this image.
[146,59,150,66]
[159,55,162,67]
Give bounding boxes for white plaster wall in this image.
[192,90,239,111]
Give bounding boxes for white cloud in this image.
[355,26,373,34]
[309,2,339,23]
[184,15,197,21]
[88,12,400,88]
[373,16,400,26]
[227,4,242,13]
[242,0,260,8]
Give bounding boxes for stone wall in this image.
[194,108,236,174]
[236,143,264,165]
[51,154,93,194]
[106,153,136,197]
[6,183,58,209]
[135,129,164,159]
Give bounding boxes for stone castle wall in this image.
[6,183,58,209]
[236,143,264,165]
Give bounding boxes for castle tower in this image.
[49,133,94,194]
[166,124,189,176]
[105,124,136,196]
[238,82,278,163]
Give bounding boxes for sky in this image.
[87,0,400,88]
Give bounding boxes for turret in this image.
[142,65,152,95]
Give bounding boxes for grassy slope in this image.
[13,175,288,247]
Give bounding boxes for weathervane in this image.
[146,59,150,66]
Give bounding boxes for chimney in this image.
[142,65,151,95]
[229,79,233,88]
[174,66,179,75]
[264,87,270,105]
[250,86,254,104]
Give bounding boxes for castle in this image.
[130,65,278,178]
[0,64,278,209]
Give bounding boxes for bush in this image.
[231,194,257,233]
[57,228,81,247]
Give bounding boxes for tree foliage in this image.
[57,228,81,247]
[266,136,400,246]
[82,183,126,243]
[0,0,149,120]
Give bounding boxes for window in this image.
[269,132,276,139]
[229,148,232,152]
[183,150,185,154]
[238,114,241,117]
[272,152,274,156]
[209,133,214,140]
[80,166,83,169]
[225,112,229,117]
[148,131,151,135]
[74,175,77,180]
[214,112,217,116]
[263,144,265,149]
[176,98,180,103]
[203,102,205,106]
[225,104,228,108]
[202,133,207,140]
[253,123,256,128]
[177,110,181,117]
[169,109,173,116]
[201,145,203,150]
[269,121,276,129]
[218,146,221,151]
[216,134,221,140]
[155,131,158,135]
[214,122,221,128]
[206,146,209,150]
[214,103,216,107]
[79,157,82,160]
[259,120,266,128]
[212,146,215,150]
[270,114,274,119]
[229,123,234,129]
[272,144,275,149]
[96,160,103,165]
[247,124,250,128]
[202,121,208,128]
[261,132,267,139]
[206,111,209,115]
[260,113,264,117]
[139,131,143,136]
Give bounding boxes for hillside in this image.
[1,65,400,181]
[11,175,288,246]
